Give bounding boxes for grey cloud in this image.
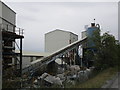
[5,2,118,52]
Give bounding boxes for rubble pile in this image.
[69,65,80,75]
[31,65,93,88]
[33,73,63,88]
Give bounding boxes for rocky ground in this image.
[22,65,93,88]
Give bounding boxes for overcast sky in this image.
[3,1,118,52]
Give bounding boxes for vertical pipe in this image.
[62,55,64,65]
[20,38,22,77]
[61,55,63,67]
[74,49,76,65]
[72,50,74,65]
[70,51,72,66]
[81,57,82,67]
[81,47,83,67]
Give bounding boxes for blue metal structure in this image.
[83,23,100,67]
[86,23,100,48]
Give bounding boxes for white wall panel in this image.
[2,2,16,25]
[0,1,2,24]
[45,30,78,53]
[45,30,69,53]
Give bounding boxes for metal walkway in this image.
[22,37,87,75]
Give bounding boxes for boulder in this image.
[38,72,63,87]
[57,67,65,74]
[77,70,88,82]
[57,74,65,82]
[69,65,80,75]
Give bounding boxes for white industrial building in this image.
[0,1,16,89]
[45,29,78,53]
[0,1,24,89]
[0,1,16,31]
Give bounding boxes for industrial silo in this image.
[86,23,100,48]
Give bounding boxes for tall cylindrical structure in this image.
[86,23,100,48]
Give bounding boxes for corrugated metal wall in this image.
[45,30,70,53]
[2,2,16,25]
[0,1,2,24]
[87,27,98,47]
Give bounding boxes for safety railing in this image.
[15,27,24,36]
[0,24,24,36]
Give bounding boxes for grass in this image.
[72,67,118,88]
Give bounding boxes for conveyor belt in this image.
[22,37,87,74]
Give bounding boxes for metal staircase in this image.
[1,24,24,76]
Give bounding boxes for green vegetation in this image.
[77,29,120,88]
[86,29,120,70]
[73,67,118,88]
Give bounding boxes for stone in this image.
[69,65,80,75]
[38,72,63,87]
[57,74,65,82]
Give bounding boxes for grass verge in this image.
[73,67,118,88]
